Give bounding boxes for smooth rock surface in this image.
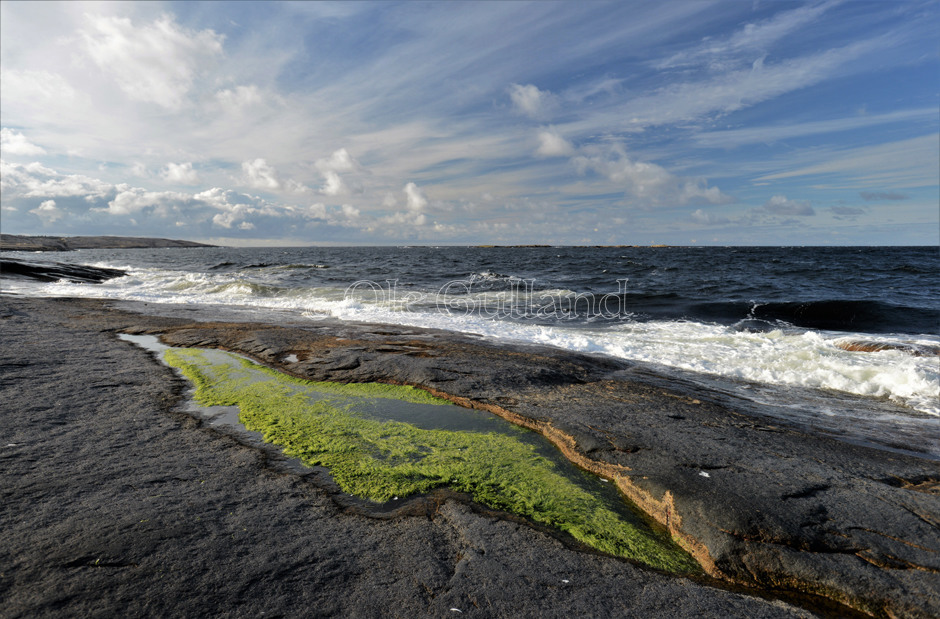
[1,296,821,618]
[147,320,939,618]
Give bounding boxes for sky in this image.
[1,1,937,246]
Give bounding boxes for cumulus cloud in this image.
[404,182,428,212]
[509,83,554,119]
[162,162,200,185]
[29,199,64,224]
[535,129,574,157]
[241,158,280,189]
[859,191,909,201]
[314,148,361,196]
[691,209,730,225]
[572,145,731,205]
[0,159,372,234]
[316,148,359,174]
[284,179,311,194]
[377,183,430,229]
[762,195,815,216]
[1,160,113,199]
[321,170,346,196]
[1,128,46,156]
[80,14,224,110]
[101,187,191,216]
[382,210,427,227]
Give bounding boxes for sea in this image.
[3,245,938,458]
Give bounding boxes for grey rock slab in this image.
[0,295,815,618]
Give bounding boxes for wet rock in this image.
[1,258,126,283]
[0,295,817,618]
[6,296,939,617]
[834,339,940,357]
[151,321,940,617]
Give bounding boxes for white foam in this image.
[10,265,939,416]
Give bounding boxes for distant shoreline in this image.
[0,234,215,252]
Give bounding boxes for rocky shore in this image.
[2,295,937,617]
[0,234,214,252]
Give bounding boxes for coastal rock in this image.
[834,339,940,357]
[150,320,940,618]
[0,295,816,618]
[0,233,213,252]
[1,258,127,283]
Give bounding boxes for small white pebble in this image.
[699,471,710,478]
[600,478,609,483]
[5,444,18,447]
[393,496,399,500]
[562,579,570,583]
[450,609,462,613]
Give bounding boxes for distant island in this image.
[0,234,215,252]
[473,244,674,248]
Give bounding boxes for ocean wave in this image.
[8,263,938,416]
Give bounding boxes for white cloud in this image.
[314,148,362,196]
[693,108,937,148]
[762,195,815,216]
[241,158,280,189]
[316,148,359,173]
[0,160,113,199]
[381,210,428,227]
[509,83,554,119]
[162,162,200,185]
[0,128,46,156]
[215,85,263,111]
[285,179,311,194]
[321,170,346,196]
[572,145,730,205]
[691,209,730,225]
[131,162,149,177]
[535,129,574,157]
[756,134,939,189]
[80,14,224,110]
[29,199,64,224]
[102,187,190,216]
[404,182,428,212]
[656,1,839,70]
[625,40,881,130]
[0,70,77,105]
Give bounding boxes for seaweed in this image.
[164,347,699,573]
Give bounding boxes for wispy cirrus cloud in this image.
[656,0,841,70]
[756,134,940,188]
[0,1,936,244]
[693,108,938,148]
[79,14,223,110]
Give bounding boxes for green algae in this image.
[164,347,699,574]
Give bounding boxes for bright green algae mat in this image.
[164,347,699,573]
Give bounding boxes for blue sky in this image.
[1,0,937,246]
